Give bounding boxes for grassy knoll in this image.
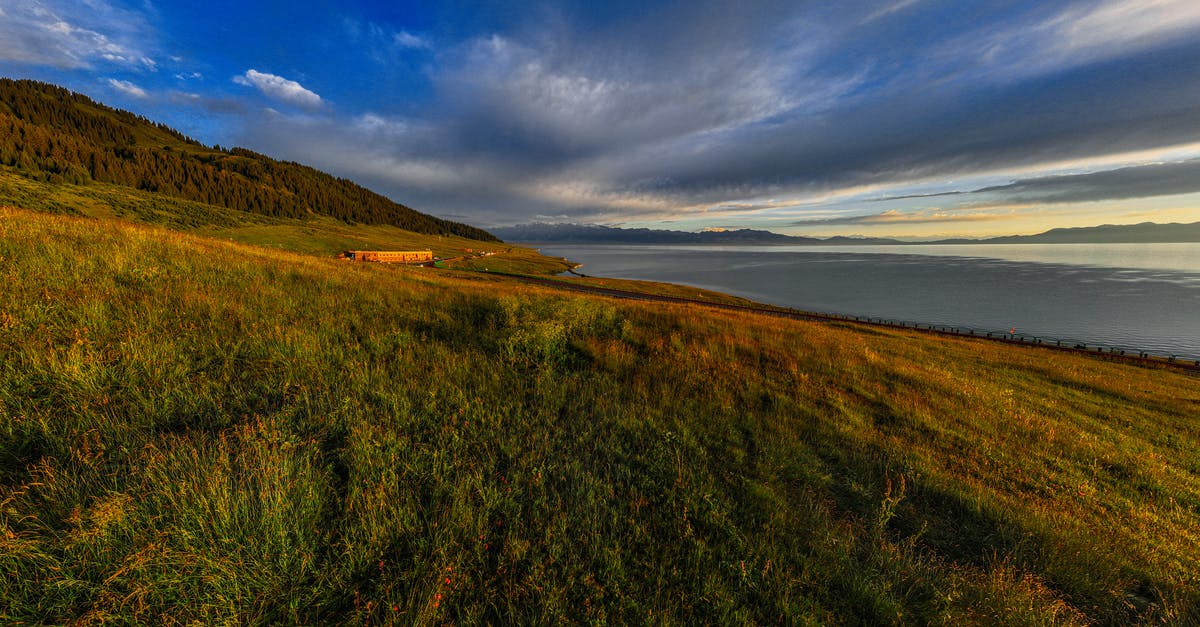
[2,207,1199,624]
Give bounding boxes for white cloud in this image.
[943,0,1200,82]
[233,69,323,109]
[861,0,921,23]
[0,0,155,69]
[1054,0,1200,57]
[394,30,430,49]
[353,112,431,138]
[105,78,147,99]
[342,18,434,63]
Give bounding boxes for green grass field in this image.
[2,206,1199,624]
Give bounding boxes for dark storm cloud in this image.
[614,43,1200,200]
[873,159,1200,206]
[231,0,1200,225]
[972,159,1200,204]
[236,0,830,222]
[417,0,821,166]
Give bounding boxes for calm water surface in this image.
[535,243,1200,360]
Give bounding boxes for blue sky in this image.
[2,0,1200,237]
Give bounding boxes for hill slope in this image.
[975,221,1200,244]
[0,78,496,241]
[0,167,579,275]
[2,207,1198,624]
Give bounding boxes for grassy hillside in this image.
[2,207,1198,624]
[0,166,571,274]
[0,78,496,241]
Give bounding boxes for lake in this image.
[534,243,1200,360]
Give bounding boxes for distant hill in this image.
[965,221,1200,244]
[492,223,905,245]
[0,78,497,241]
[496,220,1200,245]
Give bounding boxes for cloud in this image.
[105,78,147,99]
[930,0,1200,84]
[791,209,1012,226]
[1048,0,1200,63]
[871,159,1200,206]
[233,69,323,109]
[0,0,156,69]
[870,190,963,202]
[342,18,434,64]
[230,2,1200,228]
[394,30,430,49]
[167,90,247,114]
[429,16,842,163]
[860,0,921,24]
[972,159,1200,204]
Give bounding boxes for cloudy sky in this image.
[2,0,1199,238]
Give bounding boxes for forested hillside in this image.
[0,78,497,241]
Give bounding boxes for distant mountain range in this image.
[941,221,1200,244]
[493,221,1200,245]
[491,223,906,245]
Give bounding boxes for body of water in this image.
[535,243,1200,360]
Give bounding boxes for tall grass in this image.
[1,207,1198,624]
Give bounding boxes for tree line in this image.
[0,78,498,241]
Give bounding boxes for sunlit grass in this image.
[440,244,575,275]
[0,167,570,274]
[1,207,1198,624]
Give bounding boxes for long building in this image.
[344,250,434,263]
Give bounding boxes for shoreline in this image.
[487,270,1200,373]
